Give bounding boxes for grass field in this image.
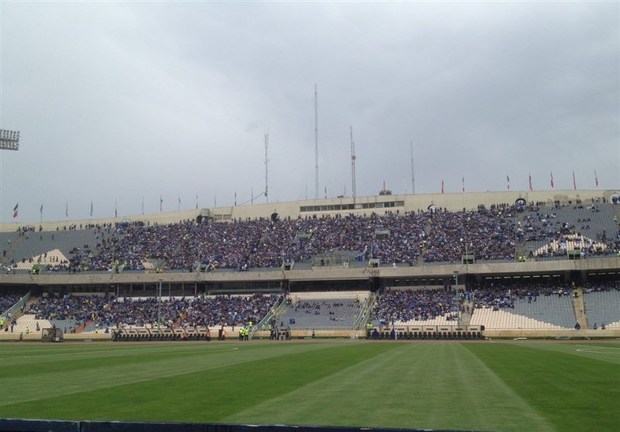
[0,340,619,432]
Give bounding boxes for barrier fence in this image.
[0,419,468,432]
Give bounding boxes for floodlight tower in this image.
[454,271,460,326]
[265,132,269,203]
[157,279,163,331]
[350,126,356,202]
[410,141,415,195]
[0,129,20,151]
[314,84,319,200]
[0,130,20,222]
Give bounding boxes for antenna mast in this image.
[350,126,356,202]
[314,83,319,199]
[410,141,415,194]
[265,132,269,203]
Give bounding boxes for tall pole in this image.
[350,126,356,203]
[314,83,319,200]
[454,271,460,326]
[410,141,415,194]
[265,132,269,203]
[157,279,162,331]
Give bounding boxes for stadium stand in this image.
[276,291,367,329]
[0,190,619,340]
[583,285,620,329]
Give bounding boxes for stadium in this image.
[1,189,619,432]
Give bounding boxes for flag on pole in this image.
[65,202,69,218]
[195,195,198,210]
[178,196,181,211]
[160,196,163,212]
[12,203,18,218]
[528,173,533,191]
[550,171,554,189]
[115,199,118,218]
[461,177,465,193]
[572,171,577,190]
[90,201,93,217]
[40,204,43,220]
[441,179,445,194]
[506,175,510,191]
[595,170,599,187]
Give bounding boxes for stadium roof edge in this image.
[1,188,617,232]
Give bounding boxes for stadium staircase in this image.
[460,299,474,326]
[571,285,588,329]
[75,320,91,333]
[418,219,433,263]
[250,296,287,339]
[514,210,529,260]
[354,292,376,329]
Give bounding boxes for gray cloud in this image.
[1,1,618,221]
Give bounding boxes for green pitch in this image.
[0,341,618,431]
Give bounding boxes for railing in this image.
[1,291,30,320]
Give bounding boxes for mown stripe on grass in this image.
[466,342,620,431]
[0,342,397,423]
[0,343,336,409]
[224,343,554,432]
[513,342,620,366]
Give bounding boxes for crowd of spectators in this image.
[517,203,619,257]
[27,292,280,330]
[6,201,617,274]
[582,279,620,293]
[0,294,22,315]
[466,280,573,310]
[28,293,111,330]
[37,206,525,272]
[372,286,461,324]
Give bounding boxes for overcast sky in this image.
[0,0,618,222]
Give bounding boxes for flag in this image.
[550,171,554,189]
[115,199,118,218]
[90,201,93,217]
[528,173,533,191]
[506,175,510,191]
[461,177,465,193]
[572,171,577,190]
[441,180,445,194]
[178,196,181,211]
[40,204,43,220]
[595,170,599,187]
[195,195,198,210]
[160,196,163,212]
[12,203,18,218]
[65,203,69,218]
